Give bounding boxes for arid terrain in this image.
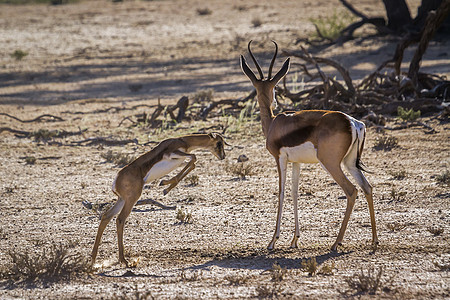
[0,0,449,299]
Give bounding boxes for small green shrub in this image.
[310,11,355,40]
[397,106,420,122]
[11,49,28,61]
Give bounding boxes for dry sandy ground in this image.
[0,0,449,299]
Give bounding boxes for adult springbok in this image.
[91,133,228,267]
[240,41,378,251]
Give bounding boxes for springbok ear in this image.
[208,132,218,139]
[240,55,258,85]
[270,57,290,85]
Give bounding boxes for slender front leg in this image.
[290,162,300,248]
[160,151,197,195]
[268,156,288,250]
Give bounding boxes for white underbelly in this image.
[143,158,185,183]
[280,142,319,163]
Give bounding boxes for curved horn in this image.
[268,40,278,80]
[248,40,264,80]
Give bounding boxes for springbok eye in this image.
[217,141,223,148]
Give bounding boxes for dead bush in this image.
[176,208,193,224]
[435,170,450,184]
[1,241,90,282]
[270,263,287,282]
[340,266,394,296]
[226,162,255,179]
[301,258,318,276]
[427,226,444,236]
[224,273,251,285]
[373,136,399,151]
[101,150,134,167]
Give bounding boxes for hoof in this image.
[330,242,342,252]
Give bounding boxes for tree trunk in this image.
[382,0,413,32]
[414,0,450,32]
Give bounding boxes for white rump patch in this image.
[280,141,319,164]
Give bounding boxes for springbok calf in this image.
[91,133,228,267]
[240,41,378,251]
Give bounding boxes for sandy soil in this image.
[0,0,449,299]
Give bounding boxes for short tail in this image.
[355,129,372,173]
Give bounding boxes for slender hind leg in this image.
[321,162,357,251]
[116,198,137,267]
[290,162,300,248]
[91,197,125,265]
[317,133,356,251]
[344,161,378,250]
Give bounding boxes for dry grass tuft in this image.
[1,241,91,282]
[224,273,252,285]
[192,88,214,103]
[427,226,444,236]
[270,263,287,282]
[196,7,212,16]
[301,257,318,276]
[176,208,193,224]
[101,150,134,167]
[255,282,284,299]
[318,262,335,276]
[226,162,255,179]
[340,266,394,296]
[373,136,399,151]
[435,170,450,184]
[386,222,407,232]
[389,169,407,180]
[185,175,199,187]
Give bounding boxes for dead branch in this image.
[135,199,176,210]
[408,1,450,87]
[82,199,176,213]
[0,127,87,140]
[0,113,64,123]
[71,137,138,146]
[200,89,256,119]
[63,104,158,115]
[166,96,189,123]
